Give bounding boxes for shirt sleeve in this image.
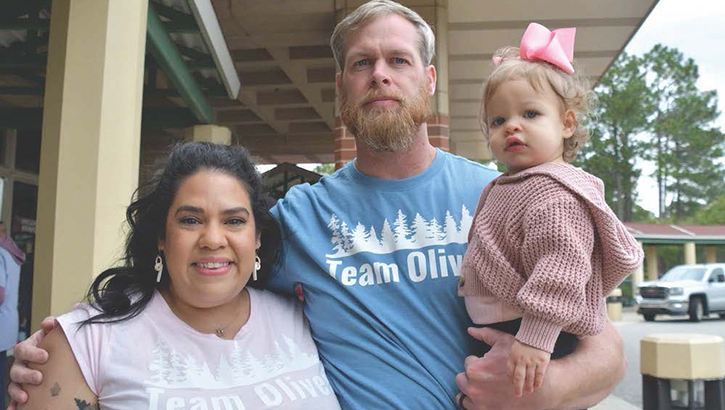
[0,252,7,288]
[516,197,595,353]
[56,305,112,396]
[266,202,293,295]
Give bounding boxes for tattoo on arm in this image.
[74,398,100,410]
[50,382,61,397]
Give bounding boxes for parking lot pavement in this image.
[593,395,641,410]
[609,306,725,408]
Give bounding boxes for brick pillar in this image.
[427,113,449,151]
[334,117,356,170]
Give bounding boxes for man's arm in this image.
[456,322,625,410]
[16,327,98,410]
[7,317,57,410]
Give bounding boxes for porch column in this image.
[33,0,147,330]
[186,124,232,145]
[705,246,717,264]
[333,117,356,170]
[425,1,449,151]
[684,242,696,265]
[645,245,659,280]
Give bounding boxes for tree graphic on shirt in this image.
[443,210,458,242]
[393,210,413,247]
[148,340,172,385]
[324,206,474,258]
[145,335,319,389]
[410,213,429,244]
[379,219,395,253]
[428,217,443,241]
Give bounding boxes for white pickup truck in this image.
[635,263,725,322]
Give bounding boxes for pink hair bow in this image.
[493,22,576,74]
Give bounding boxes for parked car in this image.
[635,263,725,322]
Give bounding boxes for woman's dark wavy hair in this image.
[82,142,281,326]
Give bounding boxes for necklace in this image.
[213,302,246,338]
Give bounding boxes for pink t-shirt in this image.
[57,288,341,410]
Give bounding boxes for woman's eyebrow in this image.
[174,205,204,216]
[222,207,250,216]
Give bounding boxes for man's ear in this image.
[256,231,261,250]
[157,238,165,253]
[562,109,577,139]
[426,65,437,96]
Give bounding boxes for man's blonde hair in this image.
[480,47,596,162]
[330,0,435,72]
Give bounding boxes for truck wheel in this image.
[689,298,704,322]
[643,313,656,322]
[719,313,725,319]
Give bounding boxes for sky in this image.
[259,0,725,217]
[621,0,725,216]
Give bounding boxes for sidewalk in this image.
[592,395,641,410]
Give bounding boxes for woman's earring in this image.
[253,254,261,281]
[155,254,164,283]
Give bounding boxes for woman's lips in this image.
[193,261,233,276]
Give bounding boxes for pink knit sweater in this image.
[458,163,643,353]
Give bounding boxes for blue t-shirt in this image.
[268,150,499,409]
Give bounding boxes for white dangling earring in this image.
[253,254,261,281]
[155,254,164,283]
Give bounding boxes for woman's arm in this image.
[17,327,98,410]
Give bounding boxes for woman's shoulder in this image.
[249,288,301,315]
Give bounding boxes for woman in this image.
[19,142,340,410]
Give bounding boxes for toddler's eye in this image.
[524,110,539,119]
[490,117,505,127]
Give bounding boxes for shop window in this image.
[15,129,42,174]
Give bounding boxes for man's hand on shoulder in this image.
[7,317,57,408]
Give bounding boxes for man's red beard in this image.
[339,83,430,152]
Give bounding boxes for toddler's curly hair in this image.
[480,47,596,162]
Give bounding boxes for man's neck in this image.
[354,124,438,180]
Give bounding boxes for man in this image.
[0,224,23,410]
[8,1,625,409]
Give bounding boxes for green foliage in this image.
[688,195,725,225]
[313,163,335,176]
[642,45,724,221]
[583,44,724,223]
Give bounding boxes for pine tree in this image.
[393,210,412,246]
[579,52,652,221]
[443,210,458,243]
[380,219,395,252]
[410,213,428,244]
[642,45,724,220]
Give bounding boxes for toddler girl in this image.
[458,23,643,398]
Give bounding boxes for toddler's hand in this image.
[507,339,551,397]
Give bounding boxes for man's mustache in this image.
[360,91,405,106]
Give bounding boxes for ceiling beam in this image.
[267,47,334,127]
[147,3,213,123]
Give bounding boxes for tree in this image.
[314,163,335,175]
[579,52,652,221]
[642,45,724,220]
[689,195,725,225]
